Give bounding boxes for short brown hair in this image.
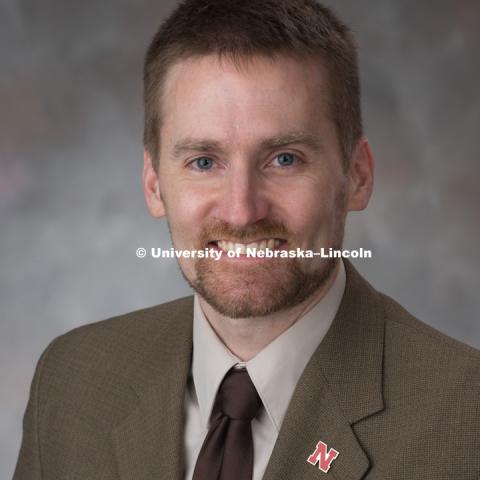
[143,0,362,170]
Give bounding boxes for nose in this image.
[215,163,270,227]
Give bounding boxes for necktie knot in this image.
[216,368,261,421]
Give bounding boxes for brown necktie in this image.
[192,368,262,480]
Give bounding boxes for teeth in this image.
[217,238,282,253]
[235,243,247,254]
[246,242,259,251]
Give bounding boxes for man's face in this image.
[144,54,371,318]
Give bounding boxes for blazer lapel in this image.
[263,260,385,480]
[111,297,194,480]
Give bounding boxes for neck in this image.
[198,262,340,361]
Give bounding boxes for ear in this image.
[346,137,374,212]
[142,148,166,218]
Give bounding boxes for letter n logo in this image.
[307,441,339,473]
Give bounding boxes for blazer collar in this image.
[263,260,385,480]
[111,297,194,480]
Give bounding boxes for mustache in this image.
[198,219,292,245]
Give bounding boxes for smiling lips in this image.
[213,238,284,254]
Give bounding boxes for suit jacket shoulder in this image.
[381,290,480,397]
[354,291,480,479]
[41,295,194,380]
[14,296,194,480]
[382,290,480,359]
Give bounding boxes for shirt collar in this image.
[192,295,239,427]
[192,260,346,430]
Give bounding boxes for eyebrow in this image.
[172,139,225,159]
[171,132,323,160]
[259,133,323,152]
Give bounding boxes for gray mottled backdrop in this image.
[1,0,479,477]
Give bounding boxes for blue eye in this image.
[194,157,214,170]
[274,153,297,167]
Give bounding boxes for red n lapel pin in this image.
[307,441,339,473]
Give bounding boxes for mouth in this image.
[209,238,287,254]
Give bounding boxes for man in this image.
[14,0,480,479]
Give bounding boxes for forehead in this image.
[159,53,333,150]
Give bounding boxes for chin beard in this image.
[172,185,348,318]
[182,255,339,318]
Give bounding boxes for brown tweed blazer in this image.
[14,261,480,479]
